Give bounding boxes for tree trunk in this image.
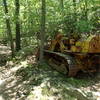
[73,0,77,21]
[3,0,15,57]
[15,0,21,51]
[39,0,46,63]
[84,0,88,20]
[73,0,77,32]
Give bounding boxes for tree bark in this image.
[73,0,77,32]
[39,0,46,63]
[3,0,15,57]
[84,0,88,20]
[15,0,21,51]
[73,0,77,22]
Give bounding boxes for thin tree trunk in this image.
[84,0,88,20]
[39,0,46,63]
[73,0,77,32]
[3,0,14,57]
[73,0,77,21]
[15,0,21,51]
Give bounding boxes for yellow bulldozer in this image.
[37,33,100,77]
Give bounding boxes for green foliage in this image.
[16,46,35,58]
[76,20,94,33]
[0,0,99,45]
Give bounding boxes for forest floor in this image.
[0,45,100,100]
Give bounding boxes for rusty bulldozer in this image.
[37,33,100,77]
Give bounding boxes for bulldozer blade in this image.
[44,50,80,77]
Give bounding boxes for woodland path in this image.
[0,45,31,100]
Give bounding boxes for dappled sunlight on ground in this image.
[0,95,5,100]
[0,45,100,100]
[0,59,100,100]
[0,45,11,55]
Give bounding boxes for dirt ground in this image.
[0,45,100,100]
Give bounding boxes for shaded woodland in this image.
[0,0,100,100]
